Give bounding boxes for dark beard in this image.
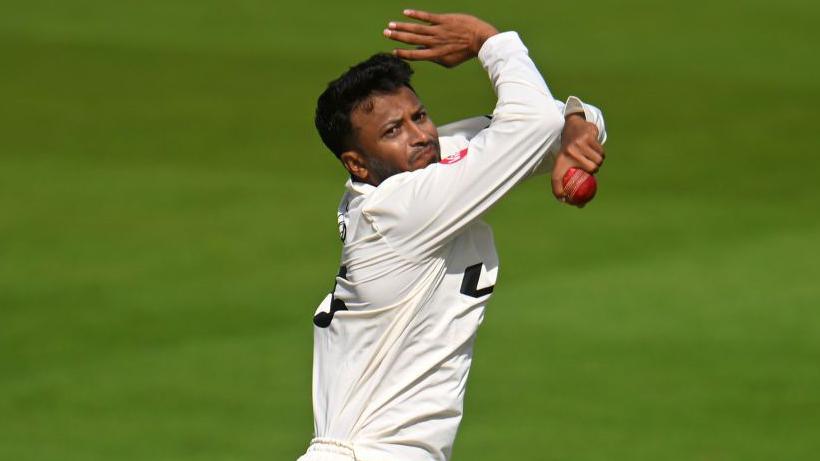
[366,155,406,185]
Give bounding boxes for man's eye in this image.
[384,126,399,137]
[414,111,427,122]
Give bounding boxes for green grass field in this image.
[2,1,819,460]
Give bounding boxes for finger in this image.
[403,9,443,24]
[388,21,436,35]
[551,174,565,200]
[384,29,436,46]
[566,146,601,172]
[394,47,444,61]
[583,149,604,166]
[430,45,467,66]
[579,157,599,173]
[567,150,599,173]
[396,43,461,61]
[589,139,605,156]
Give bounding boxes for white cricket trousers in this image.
[296,438,357,461]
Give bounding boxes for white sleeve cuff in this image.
[563,95,588,119]
[478,31,526,67]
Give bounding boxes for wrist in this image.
[562,115,599,141]
[474,26,499,53]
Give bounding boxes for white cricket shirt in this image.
[305,32,606,461]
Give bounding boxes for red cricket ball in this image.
[562,167,597,206]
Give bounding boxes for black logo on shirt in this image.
[313,266,348,328]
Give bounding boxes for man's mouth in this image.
[410,143,439,165]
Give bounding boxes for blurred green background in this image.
[2,0,818,460]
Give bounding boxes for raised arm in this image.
[387,10,604,202]
[364,12,567,258]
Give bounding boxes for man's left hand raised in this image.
[384,9,498,68]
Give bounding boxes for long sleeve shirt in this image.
[304,31,605,461]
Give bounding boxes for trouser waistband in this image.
[307,438,356,459]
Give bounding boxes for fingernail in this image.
[383,28,391,37]
[403,9,413,15]
[388,21,396,28]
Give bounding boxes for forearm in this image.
[480,32,561,124]
[438,96,607,179]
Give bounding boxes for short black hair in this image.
[315,53,415,158]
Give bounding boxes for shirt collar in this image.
[344,178,375,197]
[338,178,375,218]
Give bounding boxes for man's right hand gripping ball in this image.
[553,115,605,207]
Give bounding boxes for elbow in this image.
[533,105,564,139]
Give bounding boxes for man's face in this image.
[343,86,440,185]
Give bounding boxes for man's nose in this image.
[407,121,431,145]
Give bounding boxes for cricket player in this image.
[300,10,607,461]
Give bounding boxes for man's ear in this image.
[340,150,368,182]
